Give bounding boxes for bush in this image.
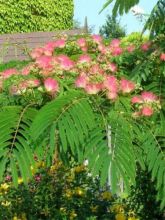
[0,161,135,220]
[0,0,74,34]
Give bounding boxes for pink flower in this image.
[81,46,88,52]
[160,53,165,61]
[141,42,150,51]
[107,91,118,100]
[26,79,40,88]
[110,39,121,47]
[85,83,102,94]
[57,55,74,70]
[98,44,107,54]
[141,106,154,116]
[30,47,44,59]
[54,39,66,48]
[21,65,32,75]
[36,56,53,69]
[2,68,18,79]
[77,38,86,47]
[120,79,135,93]
[108,63,117,73]
[127,45,135,53]
[44,78,59,93]
[104,76,118,92]
[78,54,91,63]
[131,96,143,104]
[111,47,123,56]
[35,174,42,182]
[92,35,102,44]
[141,91,157,102]
[75,74,88,88]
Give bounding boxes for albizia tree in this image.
[0,34,164,208]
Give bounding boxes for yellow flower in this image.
[111,204,124,213]
[101,191,112,200]
[0,183,10,191]
[36,161,45,169]
[65,189,73,198]
[128,217,139,220]
[115,213,126,220]
[1,201,11,206]
[60,207,67,213]
[18,178,23,185]
[74,165,86,173]
[74,187,85,196]
[70,210,77,219]
[90,205,98,213]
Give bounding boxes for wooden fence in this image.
[0,27,88,63]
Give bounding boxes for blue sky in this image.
[74,0,158,34]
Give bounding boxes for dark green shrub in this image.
[0,0,74,34]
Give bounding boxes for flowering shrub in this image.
[0,161,138,220]
[0,34,164,211]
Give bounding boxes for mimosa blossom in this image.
[44,78,59,93]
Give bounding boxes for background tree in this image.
[99,15,126,38]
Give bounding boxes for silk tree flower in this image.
[90,64,104,75]
[141,106,154,116]
[77,38,86,47]
[107,63,117,73]
[44,78,59,93]
[21,64,33,75]
[36,55,53,70]
[127,45,135,53]
[92,35,102,44]
[120,79,135,93]
[110,39,121,48]
[98,44,107,54]
[141,91,157,102]
[131,96,143,104]
[75,74,88,88]
[30,47,44,59]
[78,54,92,64]
[85,83,102,94]
[2,68,18,79]
[107,91,118,100]
[26,79,40,88]
[141,42,150,51]
[160,53,165,61]
[54,39,66,48]
[111,47,123,56]
[57,55,74,71]
[103,76,118,92]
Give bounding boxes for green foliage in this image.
[126,168,164,220]
[99,15,126,39]
[143,0,165,38]
[0,60,30,72]
[0,0,74,34]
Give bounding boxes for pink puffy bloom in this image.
[127,45,135,53]
[54,39,66,48]
[43,42,56,56]
[141,42,150,51]
[120,79,135,93]
[110,39,121,48]
[141,91,157,102]
[9,85,21,95]
[90,64,104,75]
[85,83,102,94]
[160,53,165,61]
[131,96,143,104]
[78,54,91,63]
[21,65,32,75]
[108,63,117,73]
[107,91,118,100]
[2,68,18,79]
[75,74,88,88]
[98,44,107,54]
[57,55,74,70]
[26,79,40,88]
[44,78,59,93]
[81,46,88,52]
[103,76,118,92]
[141,106,154,116]
[36,56,53,70]
[112,47,123,56]
[92,35,102,44]
[77,38,86,47]
[30,47,44,59]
